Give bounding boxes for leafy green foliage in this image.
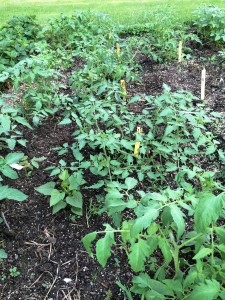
[36,170,85,215]
[121,9,201,62]
[1,8,225,300]
[193,5,225,45]
[0,16,42,70]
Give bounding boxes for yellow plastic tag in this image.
[116,43,120,58]
[134,142,141,157]
[120,79,127,96]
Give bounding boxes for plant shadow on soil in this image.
[0,46,225,300]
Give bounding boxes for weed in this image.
[9,267,20,278]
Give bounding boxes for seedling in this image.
[9,267,20,278]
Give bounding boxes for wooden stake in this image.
[201,68,206,100]
[178,41,182,63]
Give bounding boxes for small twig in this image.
[44,264,60,300]
[1,211,11,232]
[29,273,44,287]
[61,260,71,266]
[29,270,53,288]
[74,253,79,287]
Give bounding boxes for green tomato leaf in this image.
[194,192,222,232]
[193,248,212,260]
[186,280,220,300]
[170,205,185,239]
[82,232,97,258]
[131,207,159,237]
[96,229,115,267]
[128,239,150,272]
[125,177,138,190]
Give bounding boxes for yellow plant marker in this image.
[137,126,143,134]
[134,127,142,157]
[120,79,127,97]
[116,43,121,58]
[134,142,141,157]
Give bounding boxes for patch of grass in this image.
[0,0,225,27]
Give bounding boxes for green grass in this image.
[0,0,225,27]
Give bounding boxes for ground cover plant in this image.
[1,6,225,299]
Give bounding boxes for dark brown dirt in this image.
[0,47,225,300]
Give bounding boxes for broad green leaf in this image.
[50,189,65,207]
[165,162,177,172]
[0,114,11,132]
[132,273,173,296]
[193,247,212,260]
[66,192,82,208]
[36,182,55,196]
[183,271,198,289]
[33,115,40,125]
[5,152,24,165]
[128,239,150,272]
[0,185,9,200]
[193,128,201,141]
[170,205,185,239]
[96,230,115,267]
[58,118,72,125]
[216,244,225,254]
[194,192,222,232]
[1,166,18,179]
[148,279,174,296]
[186,280,220,300]
[82,232,97,258]
[131,207,159,236]
[0,249,7,259]
[86,180,104,189]
[145,290,165,299]
[6,139,16,150]
[59,170,69,181]
[17,139,27,147]
[149,192,167,202]
[106,198,129,214]
[162,279,183,293]
[158,237,172,265]
[50,168,61,176]
[69,172,85,190]
[6,188,28,201]
[125,177,138,190]
[14,116,32,129]
[215,227,225,244]
[106,189,123,200]
[164,125,175,136]
[218,149,225,163]
[205,144,216,155]
[52,201,67,214]
[138,172,144,181]
[159,107,173,117]
[121,139,133,151]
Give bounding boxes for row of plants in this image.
[0,5,225,298]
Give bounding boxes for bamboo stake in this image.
[201,68,206,100]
